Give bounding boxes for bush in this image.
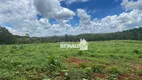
[19,45,24,49]
[10,49,15,53]
[47,56,61,72]
[133,49,140,54]
[11,46,17,49]
[136,70,142,76]
[107,74,118,80]
[67,68,89,80]
[77,51,83,56]
[92,64,105,74]
[106,66,122,75]
[138,55,142,58]
[79,63,90,69]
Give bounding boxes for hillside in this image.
[78,27,142,41]
[0,26,142,44]
[0,26,16,44]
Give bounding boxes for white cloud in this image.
[121,0,142,10]
[60,0,89,5]
[0,0,37,36]
[88,9,97,14]
[0,0,142,37]
[76,9,142,34]
[34,0,75,21]
[0,0,36,22]
[0,0,76,36]
[77,9,91,25]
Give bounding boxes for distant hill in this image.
[123,27,142,32]
[0,26,142,44]
[77,27,142,41]
[0,26,16,44]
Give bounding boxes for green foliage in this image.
[136,70,142,76]
[19,45,25,49]
[0,26,16,44]
[0,40,142,79]
[10,49,15,53]
[0,26,142,44]
[47,56,61,72]
[0,69,14,80]
[11,46,18,49]
[133,49,140,54]
[77,51,83,56]
[107,74,119,80]
[67,68,89,80]
[106,66,122,75]
[92,64,105,74]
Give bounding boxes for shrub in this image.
[92,64,105,74]
[19,45,24,49]
[79,63,89,69]
[107,74,118,80]
[67,68,89,80]
[138,55,142,58]
[136,70,142,76]
[0,69,14,80]
[77,51,83,56]
[64,55,68,58]
[10,49,15,53]
[106,66,122,75]
[85,67,93,79]
[11,46,17,49]
[47,56,61,72]
[133,49,140,54]
[109,54,116,58]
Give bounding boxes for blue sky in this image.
[38,0,125,26]
[61,0,125,27]
[0,0,142,37]
[62,0,124,18]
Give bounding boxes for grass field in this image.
[0,40,142,80]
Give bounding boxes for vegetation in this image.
[0,26,142,79]
[0,25,142,44]
[0,27,16,44]
[0,40,142,80]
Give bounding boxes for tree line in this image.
[0,25,142,44]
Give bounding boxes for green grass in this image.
[0,40,142,80]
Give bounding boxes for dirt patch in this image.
[92,73,105,79]
[66,57,88,65]
[118,75,129,80]
[118,75,142,80]
[133,64,142,70]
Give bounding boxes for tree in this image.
[0,26,16,44]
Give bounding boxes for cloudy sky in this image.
[0,0,142,37]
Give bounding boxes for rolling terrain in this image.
[0,40,142,80]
